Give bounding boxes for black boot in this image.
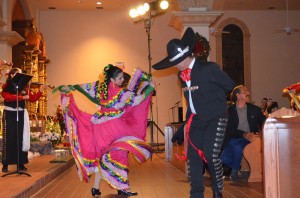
[2,165,8,172]
[91,188,101,196]
[117,190,138,196]
[213,191,223,198]
[19,164,27,171]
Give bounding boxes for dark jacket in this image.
[179,59,235,122]
[223,102,266,146]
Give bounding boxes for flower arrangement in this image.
[44,115,62,146]
[30,131,61,146]
[29,106,67,147]
[40,132,61,146]
[193,32,210,60]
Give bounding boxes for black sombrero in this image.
[152,27,196,70]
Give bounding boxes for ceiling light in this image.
[129,1,169,19]
[137,5,146,15]
[160,0,169,10]
[129,9,138,18]
[143,3,150,12]
[96,2,102,5]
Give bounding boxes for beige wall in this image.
[210,10,300,108]
[38,9,300,143]
[40,10,181,143]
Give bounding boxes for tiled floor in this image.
[0,152,264,198]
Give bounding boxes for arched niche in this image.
[215,17,251,92]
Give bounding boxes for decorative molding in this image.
[169,11,223,31]
[176,0,214,11]
[0,31,24,46]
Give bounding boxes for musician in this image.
[152,27,235,198]
[1,68,47,172]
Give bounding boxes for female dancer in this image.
[1,68,47,172]
[55,64,155,196]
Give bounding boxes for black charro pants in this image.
[187,113,227,198]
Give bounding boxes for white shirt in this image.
[185,58,196,114]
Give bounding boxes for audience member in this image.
[220,85,266,181]
[266,101,279,115]
[259,97,268,114]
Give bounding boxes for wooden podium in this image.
[243,135,263,182]
[263,109,300,198]
[164,123,189,180]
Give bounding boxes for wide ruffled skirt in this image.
[61,94,152,189]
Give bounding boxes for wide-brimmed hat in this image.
[152,27,196,70]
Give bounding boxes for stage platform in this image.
[0,154,74,198]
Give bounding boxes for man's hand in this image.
[22,95,29,100]
[243,132,255,142]
[171,124,185,145]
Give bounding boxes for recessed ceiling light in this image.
[96,2,102,5]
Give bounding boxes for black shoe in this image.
[91,188,101,196]
[19,165,27,171]
[2,165,8,173]
[228,175,241,181]
[222,165,232,177]
[213,191,223,198]
[117,190,138,196]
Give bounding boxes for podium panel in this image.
[243,135,263,182]
[164,123,189,179]
[263,112,300,198]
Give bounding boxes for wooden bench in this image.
[242,135,263,182]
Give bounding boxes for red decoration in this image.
[193,32,210,60]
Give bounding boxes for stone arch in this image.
[215,17,251,91]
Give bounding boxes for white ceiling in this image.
[24,0,300,11]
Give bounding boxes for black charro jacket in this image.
[179,59,235,122]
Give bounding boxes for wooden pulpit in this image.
[263,109,300,198]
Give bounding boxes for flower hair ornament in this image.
[98,64,112,100]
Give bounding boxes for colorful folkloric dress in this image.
[58,69,154,190]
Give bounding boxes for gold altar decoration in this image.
[282,82,300,111]
[21,18,50,119]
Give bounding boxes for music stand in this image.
[2,73,33,177]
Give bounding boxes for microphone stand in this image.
[2,85,31,177]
